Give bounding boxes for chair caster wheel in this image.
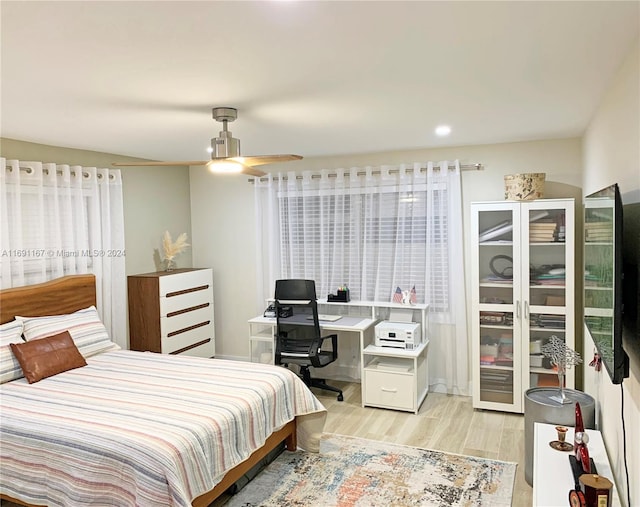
[337,394,344,402]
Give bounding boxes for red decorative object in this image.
[574,402,591,473]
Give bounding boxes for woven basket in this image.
[504,173,545,200]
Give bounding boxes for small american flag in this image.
[392,286,403,303]
[410,285,417,304]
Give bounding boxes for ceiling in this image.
[1,1,638,163]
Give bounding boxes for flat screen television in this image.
[621,200,640,369]
[583,183,629,384]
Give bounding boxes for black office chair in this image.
[274,279,343,401]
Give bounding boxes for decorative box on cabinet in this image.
[128,268,215,358]
[471,199,575,413]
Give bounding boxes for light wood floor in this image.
[314,381,533,507]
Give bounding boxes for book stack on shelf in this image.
[534,314,566,329]
[479,369,513,402]
[533,266,566,286]
[585,221,613,243]
[529,220,558,242]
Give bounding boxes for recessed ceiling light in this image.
[435,125,451,137]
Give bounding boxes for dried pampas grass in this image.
[162,231,190,261]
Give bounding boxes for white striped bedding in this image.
[0,350,326,506]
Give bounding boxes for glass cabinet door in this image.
[522,202,575,391]
[473,204,521,409]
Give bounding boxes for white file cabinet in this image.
[128,268,215,358]
[362,343,429,414]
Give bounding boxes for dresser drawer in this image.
[363,370,415,411]
[159,269,212,297]
[161,306,212,336]
[177,338,215,358]
[160,289,213,316]
[161,321,214,355]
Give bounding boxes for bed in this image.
[0,274,327,507]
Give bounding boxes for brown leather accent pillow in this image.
[10,330,87,384]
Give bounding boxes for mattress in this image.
[0,350,326,506]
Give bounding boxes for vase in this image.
[164,258,176,272]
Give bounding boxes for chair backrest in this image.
[274,279,317,301]
[274,279,322,364]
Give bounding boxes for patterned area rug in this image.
[225,433,517,506]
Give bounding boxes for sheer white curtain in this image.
[254,161,469,395]
[0,158,127,348]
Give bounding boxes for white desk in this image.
[533,422,621,507]
[248,300,430,413]
[248,314,376,375]
[248,314,376,333]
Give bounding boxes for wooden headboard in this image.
[0,275,97,324]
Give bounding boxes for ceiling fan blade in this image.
[240,166,267,178]
[112,160,209,167]
[230,155,303,167]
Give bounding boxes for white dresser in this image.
[128,268,215,358]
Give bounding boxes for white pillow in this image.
[18,306,120,359]
[0,319,25,383]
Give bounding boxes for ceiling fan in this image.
[112,107,302,177]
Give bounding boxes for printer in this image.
[375,321,421,350]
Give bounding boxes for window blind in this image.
[277,175,451,311]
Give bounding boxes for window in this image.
[256,165,458,313]
[0,158,127,347]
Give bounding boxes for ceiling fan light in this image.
[207,160,244,174]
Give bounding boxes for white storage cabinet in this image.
[470,199,575,413]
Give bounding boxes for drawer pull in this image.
[166,284,210,298]
[167,302,210,318]
[381,388,398,393]
[170,338,211,355]
[167,320,211,337]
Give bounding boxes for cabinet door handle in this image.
[381,388,398,393]
[516,301,521,319]
[525,301,529,319]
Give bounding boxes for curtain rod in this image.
[248,162,483,183]
[9,165,113,180]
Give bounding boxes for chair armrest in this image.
[318,333,338,361]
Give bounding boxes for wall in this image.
[582,37,639,507]
[0,138,193,275]
[190,138,583,362]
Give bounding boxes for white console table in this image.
[533,422,621,507]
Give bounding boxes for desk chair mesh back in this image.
[274,279,343,401]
